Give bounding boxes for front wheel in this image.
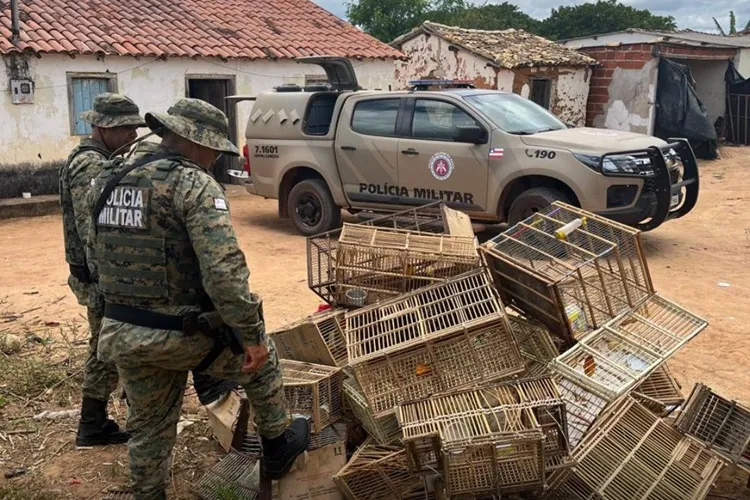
[287,179,341,236]
[507,187,571,225]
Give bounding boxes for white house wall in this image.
[596,59,658,135]
[0,53,395,166]
[737,48,750,78]
[685,59,728,126]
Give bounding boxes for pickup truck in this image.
[234,57,699,236]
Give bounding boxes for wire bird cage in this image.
[308,201,448,305]
[343,375,402,445]
[279,360,343,434]
[481,202,654,344]
[510,315,560,368]
[550,294,707,401]
[333,224,481,307]
[554,374,609,450]
[632,364,684,417]
[676,383,750,473]
[193,451,259,500]
[398,383,552,497]
[270,308,347,367]
[551,397,725,500]
[334,439,424,500]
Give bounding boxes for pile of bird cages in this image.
[554,374,609,450]
[510,315,560,369]
[346,269,521,416]
[307,201,447,305]
[333,224,480,307]
[270,308,348,367]
[480,202,654,344]
[342,375,402,445]
[193,451,259,500]
[553,397,725,500]
[632,364,684,417]
[398,385,546,496]
[334,439,423,500]
[279,360,343,433]
[550,294,707,401]
[676,383,750,472]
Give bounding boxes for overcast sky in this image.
[312,0,750,34]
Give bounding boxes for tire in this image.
[507,187,571,225]
[287,179,341,236]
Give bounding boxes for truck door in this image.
[335,96,403,208]
[397,98,489,213]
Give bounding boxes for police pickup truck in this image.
[234,57,699,236]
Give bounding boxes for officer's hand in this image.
[241,344,269,373]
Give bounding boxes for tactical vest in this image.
[59,143,110,266]
[91,156,205,309]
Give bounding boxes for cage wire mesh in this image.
[307,201,447,305]
[334,438,423,500]
[632,364,684,417]
[270,308,348,367]
[342,374,402,445]
[334,224,481,307]
[509,315,560,368]
[676,383,750,472]
[279,360,343,433]
[550,294,706,401]
[554,374,609,450]
[193,450,260,500]
[398,382,558,496]
[554,397,725,500]
[481,202,654,344]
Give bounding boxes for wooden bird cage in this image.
[307,201,447,305]
[510,315,560,368]
[481,202,654,344]
[333,224,481,307]
[280,360,343,434]
[550,294,707,401]
[270,308,347,367]
[334,439,423,500]
[676,383,750,473]
[632,364,683,417]
[343,375,402,445]
[398,384,547,497]
[552,397,725,500]
[554,374,609,450]
[193,450,259,500]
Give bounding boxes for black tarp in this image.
[725,60,750,144]
[654,58,719,159]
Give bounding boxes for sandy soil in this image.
[1,146,749,498]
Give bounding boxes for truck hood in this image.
[520,127,669,154]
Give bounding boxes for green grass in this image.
[0,161,62,199]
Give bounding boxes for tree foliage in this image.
[729,11,737,35]
[538,0,676,40]
[347,0,678,43]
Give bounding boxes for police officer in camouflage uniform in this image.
[88,98,310,499]
[59,93,144,446]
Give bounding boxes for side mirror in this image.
[455,125,488,144]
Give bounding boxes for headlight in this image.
[574,153,654,176]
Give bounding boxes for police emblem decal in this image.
[429,152,454,181]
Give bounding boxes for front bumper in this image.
[596,139,700,231]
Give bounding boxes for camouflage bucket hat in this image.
[80,93,146,128]
[145,98,239,156]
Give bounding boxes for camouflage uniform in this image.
[59,93,144,413]
[89,99,307,500]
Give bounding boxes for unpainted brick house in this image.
[561,30,747,135]
[392,22,597,126]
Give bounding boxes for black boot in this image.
[261,417,311,480]
[76,397,130,447]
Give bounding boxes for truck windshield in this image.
[464,93,567,135]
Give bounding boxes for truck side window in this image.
[412,100,478,142]
[304,93,338,136]
[351,99,400,137]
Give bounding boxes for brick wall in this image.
[580,44,654,126]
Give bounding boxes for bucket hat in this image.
[80,93,146,128]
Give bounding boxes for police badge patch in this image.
[214,198,228,211]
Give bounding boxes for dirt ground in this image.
[1,145,750,498]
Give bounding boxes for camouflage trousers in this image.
[98,319,287,500]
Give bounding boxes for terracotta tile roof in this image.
[0,0,403,60]
[393,22,596,69]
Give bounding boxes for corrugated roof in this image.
[393,22,597,69]
[0,0,404,60]
[560,28,750,48]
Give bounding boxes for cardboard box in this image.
[205,390,250,453]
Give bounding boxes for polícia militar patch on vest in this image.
[97,186,150,230]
